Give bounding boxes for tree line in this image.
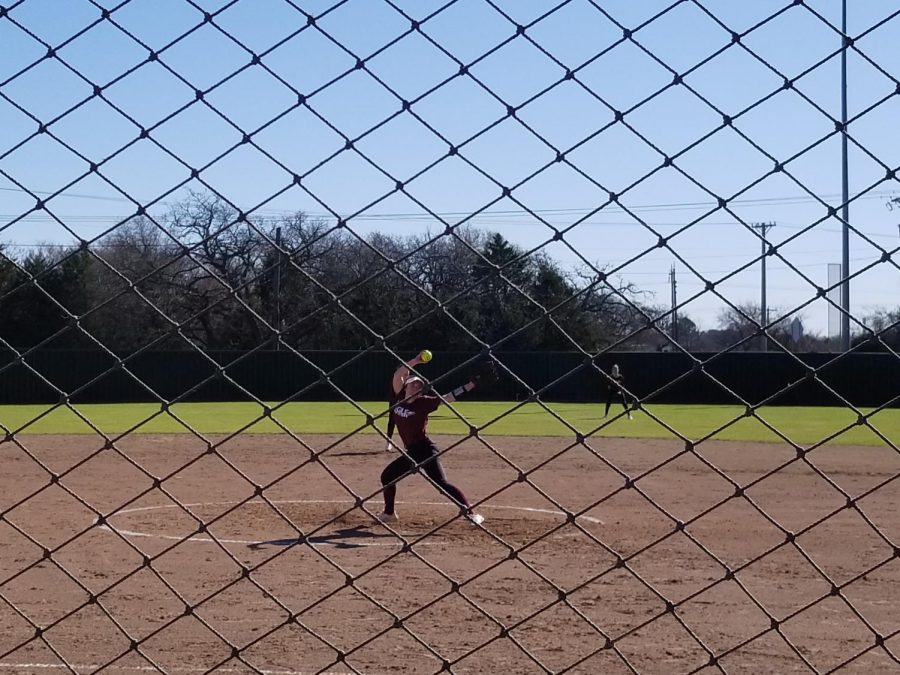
[1,192,896,355]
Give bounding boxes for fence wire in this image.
[1,1,899,674]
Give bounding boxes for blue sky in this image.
[1,0,899,336]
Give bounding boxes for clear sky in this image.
[1,0,899,336]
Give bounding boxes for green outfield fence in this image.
[1,349,899,407]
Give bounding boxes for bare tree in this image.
[84,217,186,352]
[715,303,796,351]
[854,307,900,351]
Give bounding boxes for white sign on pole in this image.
[827,263,841,338]
[791,317,803,342]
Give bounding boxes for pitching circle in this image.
[94,499,603,547]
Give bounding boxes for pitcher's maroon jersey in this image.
[391,395,441,446]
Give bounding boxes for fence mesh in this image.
[1,0,899,673]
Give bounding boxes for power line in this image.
[0,185,895,217]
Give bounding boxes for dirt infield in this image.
[1,432,898,674]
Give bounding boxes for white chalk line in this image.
[0,664,354,675]
[94,499,603,547]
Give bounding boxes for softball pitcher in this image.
[377,351,496,526]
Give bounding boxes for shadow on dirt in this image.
[247,525,394,550]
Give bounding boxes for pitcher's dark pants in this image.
[380,439,470,514]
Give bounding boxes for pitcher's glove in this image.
[471,361,499,387]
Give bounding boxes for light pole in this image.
[840,0,850,351]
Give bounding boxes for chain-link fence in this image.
[2,1,900,673]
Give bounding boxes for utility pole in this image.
[670,264,677,343]
[274,226,282,350]
[752,222,776,351]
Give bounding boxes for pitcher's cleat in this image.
[378,512,399,523]
[467,512,485,526]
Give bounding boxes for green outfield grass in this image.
[1,401,898,447]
